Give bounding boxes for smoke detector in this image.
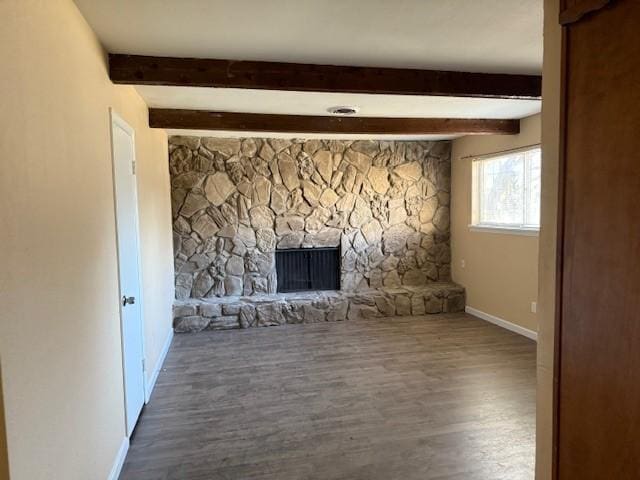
[327,106,359,116]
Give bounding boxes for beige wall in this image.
[451,115,541,332]
[0,1,174,479]
[0,363,8,480]
[536,0,561,477]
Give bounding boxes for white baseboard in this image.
[465,306,538,341]
[145,329,174,403]
[107,437,129,480]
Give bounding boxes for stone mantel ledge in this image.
[173,283,465,333]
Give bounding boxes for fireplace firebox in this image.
[276,247,340,293]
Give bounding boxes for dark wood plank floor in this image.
[120,313,536,480]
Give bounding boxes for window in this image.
[471,146,541,233]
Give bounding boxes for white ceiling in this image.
[75,0,542,74]
[75,0,543,138]
[139,85,541,139]
[138,86,541,119]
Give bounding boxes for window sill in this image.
[468,225,540,237]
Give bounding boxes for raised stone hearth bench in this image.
[173,283,465,333]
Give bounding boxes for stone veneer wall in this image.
[170,137,452,299]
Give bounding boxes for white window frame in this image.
[470,145,541,236]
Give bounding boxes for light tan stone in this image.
[304,228,342,247]
[330,170,343,190]
[204,172,236,206]
[335,192,357,212]
[201,138,241,157]
[383,223,413,253]
[249,205,275,229]
[241,138,258,157]
[388,206,408,225]
[351,140,380,157]
[269,139,290,154]
[368,166,390,194]
[302,180,322,207]
[303,139,323,155]
[259,141,275,161]
[277,232,304,249]
[351,172,364,194]
[352,231,368,253]
[270,184,288,215]
[252,175,271,206]
[345,149,372,174]
[342,164,357,191]
[394,161,422,181]
[313,150,333,183]
[256,229,276,252]
[278,153,300,191]
[349,197,372,228]
[305,216,324,234]
[419,196,439,223]
[275,216,305,235]
[361,219,383,246]
[319,188,339,208]
[269,159,282,184]
[237,180,252,197]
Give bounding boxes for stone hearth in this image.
[173,283,465,333]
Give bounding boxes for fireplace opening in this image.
[276,247,341,293]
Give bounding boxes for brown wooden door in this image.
[555,0,640,478]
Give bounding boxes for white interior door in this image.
[110,110,146,436]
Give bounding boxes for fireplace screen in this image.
[276,247,340,293]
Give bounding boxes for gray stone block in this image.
[207,316,240,330]
[174,316,209,333]
[239,304,257,328]
[444,294,466,313]
[395,296,412,316]
[199,303,222,317]
[222,303,241,315]
[173,304,197,318]
[256,303,285,326]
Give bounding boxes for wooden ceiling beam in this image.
[110,54,541,100]
[148,109,520,135]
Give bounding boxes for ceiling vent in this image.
[327,106,359,116]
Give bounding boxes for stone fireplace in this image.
[169,136,465,332]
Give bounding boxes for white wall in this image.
[0,1,174,478]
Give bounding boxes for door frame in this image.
[109,108,148,434]
[553,1,624,477]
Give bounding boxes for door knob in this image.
[122,296,136,306]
